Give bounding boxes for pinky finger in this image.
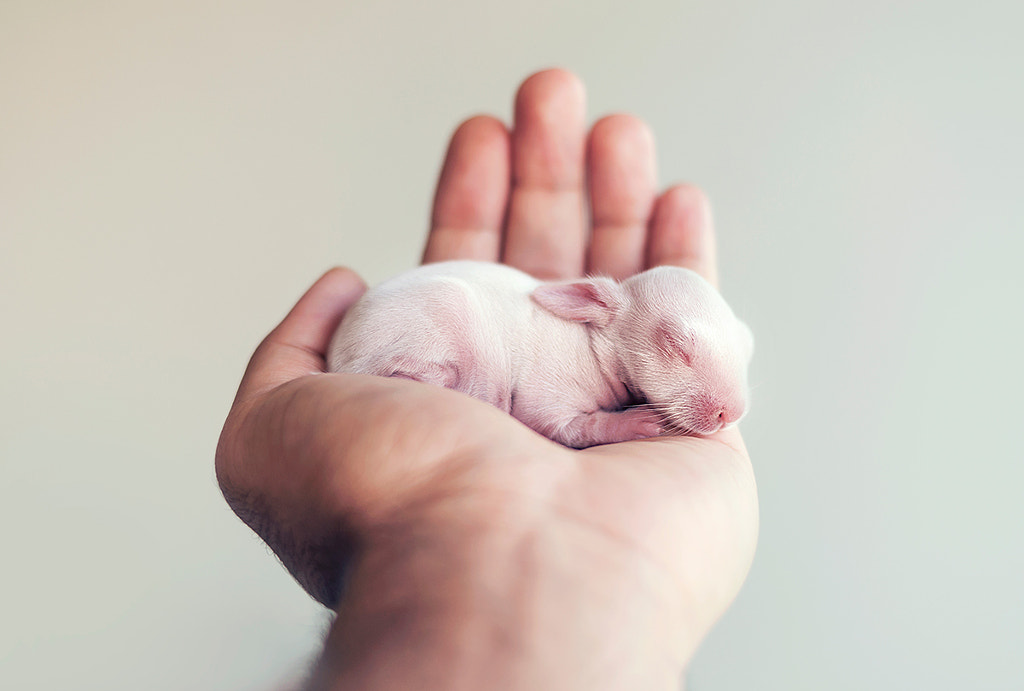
[645,184,719,288]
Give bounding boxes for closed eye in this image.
[656,323,694,367]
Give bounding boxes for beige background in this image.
[2,1,1022,689]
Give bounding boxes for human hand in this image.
[216,69,757,690]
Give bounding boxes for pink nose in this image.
[717,404,744,426]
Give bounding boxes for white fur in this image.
[327,261,753,448]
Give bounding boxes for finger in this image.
[646,184,719,288]
[502,69,588,280]
[236,267,367,403]
[423,116,511,264]
[585,114,658,279]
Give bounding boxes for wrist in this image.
[308,487,690,691]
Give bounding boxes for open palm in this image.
[216,69,758,675]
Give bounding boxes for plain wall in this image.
[2,0,1022,689]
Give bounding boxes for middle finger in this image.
[502,69,588,280]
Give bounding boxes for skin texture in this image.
[215,69,758,691]
[327,261,753,448]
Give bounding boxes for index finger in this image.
[234,267,366,404]
[423,116,511,264]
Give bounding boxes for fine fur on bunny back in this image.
[328,261,752,448]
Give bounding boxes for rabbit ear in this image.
[531,277,625,328]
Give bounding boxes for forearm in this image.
[306,501,689,691]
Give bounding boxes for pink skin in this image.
[533,264,753,439]
[328,260,753,448]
